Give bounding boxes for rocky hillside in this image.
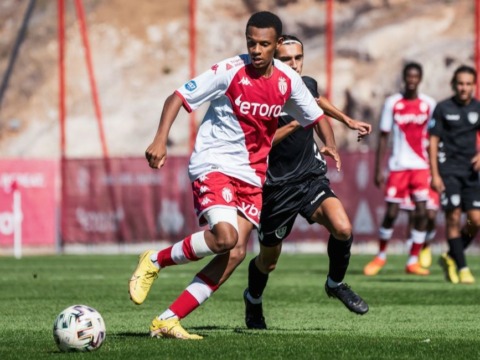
[0,0,475,157]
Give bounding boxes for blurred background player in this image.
[364,62,436,276]
[429,64,480,284]
[128,12,326,339]
[401,188,439,268]
[243,34,371,330]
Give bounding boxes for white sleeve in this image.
[379,95,397,133]
[282,72,323,127]
[175,55,247,112]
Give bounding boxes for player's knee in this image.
[211,223,238,253]
[332,224,352,241]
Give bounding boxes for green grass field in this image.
[1,252,479,359]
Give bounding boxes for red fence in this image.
[0,153,445,252]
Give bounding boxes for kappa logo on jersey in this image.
[185,80,197,91]
[234,94,283,117]
[468,112,479,124]
[199,185,210,194]
[201,197,213,206]
[275,226,287,239]
[278,77,287,95]
[198,174,209,182]
[445,114,460,121]
[222,187,233,203]
[238,77,252,86]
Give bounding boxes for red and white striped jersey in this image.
[379,93,436,171]
[175,54,324,187]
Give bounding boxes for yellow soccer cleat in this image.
[363,257,386,276]
[438,253,459,284]
[150,317,203,340]
[405,263,430,275]
[459,268,475,284]
[419,245,432,268]
[129,250,159,305]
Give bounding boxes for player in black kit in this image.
[244,35,371,329]
[428,65,480,284]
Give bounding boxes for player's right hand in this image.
[430,175,445,193]
[374,172,384,188]
[145,142,167,169]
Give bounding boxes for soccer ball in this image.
[53,304,106,352]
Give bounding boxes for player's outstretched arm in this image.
[314,119,341,172]
[272,120,301,146]
[145,93,183,169]
[316,96,371,141]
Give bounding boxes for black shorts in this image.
[258,176,336,247]
[440,172,480,211]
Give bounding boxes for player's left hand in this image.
[348,119,372,141]
[320,146,341,171]
[471,152,480,171]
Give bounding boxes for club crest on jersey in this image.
[222,187,233,203]
[468,112,479,124]
[278,77,287,95]
[185,80,197,91]
[275,226,287,239]
[211,64,219,74]
[419,101,428,113]
[394,102,405,110]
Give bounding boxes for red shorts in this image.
[385,169,430,203]
[191,172,262,227]
[399,187,440,211]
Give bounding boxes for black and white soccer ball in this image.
[53,304,106,352]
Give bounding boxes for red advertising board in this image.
[0,159,58,248]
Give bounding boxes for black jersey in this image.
[265,76,327,186]
[428,97,480,176]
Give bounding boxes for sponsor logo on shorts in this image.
[472,201,480,207]
[275,226,287,239]
[310,190,325,205]
[222,187,233,203]
[450,194,461,207]
[185,80,197,91]
[240,202,260,219]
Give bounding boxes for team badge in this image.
[211,64,219,74]
[467,112,479,124]
[222,187,233,203]
[395,102,405,110]
[278,77,287,95]
[275,226,287,239]
[185,80,197,91]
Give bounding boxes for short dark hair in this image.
[403,62,423,79]
[246,11,282,38]
[451,65,477,85]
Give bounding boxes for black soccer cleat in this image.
[325,282,369,315]
[243,288,267,329]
